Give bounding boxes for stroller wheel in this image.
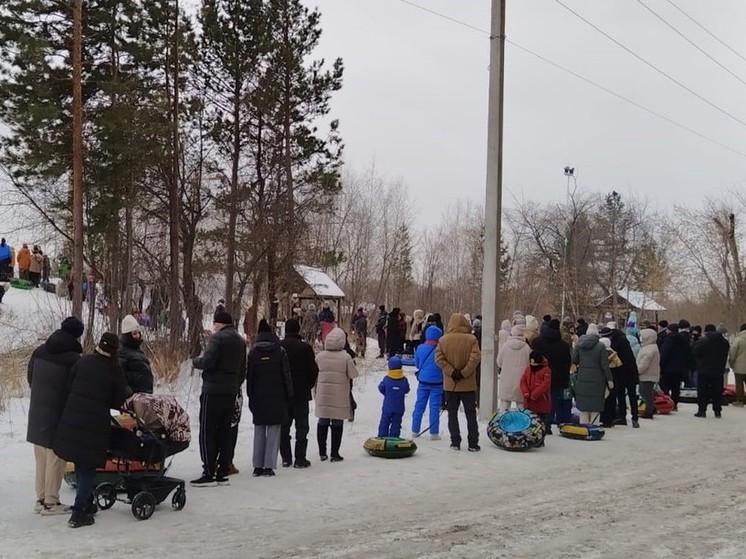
[131,491,156,521]
[94,483,117,510]
[172,488,186,511]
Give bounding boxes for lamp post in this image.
[561,167,574,319]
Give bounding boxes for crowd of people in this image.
[0,239,51,286]
[24,298,746,530]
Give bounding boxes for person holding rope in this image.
[410,325,443,440]
[435,313,482,452]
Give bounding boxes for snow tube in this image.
[400,355,415,367]
[559,423,605,441]
[639,392,675,415]
[679,387,697,404]
[487,409,545,451]
[364,437,417,458]
[9,278,33,290]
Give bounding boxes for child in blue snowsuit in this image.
[411,325,443,439]
[378,356,410,437]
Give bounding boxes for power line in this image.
[552,0,746,130]
[634,0,746,88]
[394,0,746,159]
[664,0,746,65]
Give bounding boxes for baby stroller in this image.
[93,394,190,521]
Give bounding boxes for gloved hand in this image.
[451,369,463,381]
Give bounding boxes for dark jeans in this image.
[29,271,41,287]
[614,377,639,421]
[445,391,479,447]
[660,370,683,405]
[198,393,236,477]
[74,465,96,510]
[377,331,386,355]
[280,400,310,464]
[550,387,572,424]
[601,387,617,426]
[698,374,723,413]
[640,381,655,416]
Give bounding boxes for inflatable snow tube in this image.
[400,355,415,367]
[487,409,545,451]
[679,387,697,404]
[364,437,417,459]
[558,423,605,441]
[9,278,33,290]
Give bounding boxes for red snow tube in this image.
[654,392,674,415]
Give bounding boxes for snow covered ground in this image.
[2,287,746,558]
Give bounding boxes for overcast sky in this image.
[307,0,746,223]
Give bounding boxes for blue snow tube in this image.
[487,409,545,451]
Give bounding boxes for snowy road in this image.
[2,357,746,558]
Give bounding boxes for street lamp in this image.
[561,167,575,319]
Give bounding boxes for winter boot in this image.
[317,423,329,461]
[295,438,309,466]
[68,508,95,529]
[330,423,344,462]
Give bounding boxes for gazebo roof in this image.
[294,265,345,299]
[597,289,666,312]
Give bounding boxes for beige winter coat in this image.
[636,329,660,383]
[408,309,425,341]
[496,333,530,402]
[435,313,481,392]
[314,328,358,420]
[29,252,43,274]
[729,330,746,375]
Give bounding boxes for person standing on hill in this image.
[693,324,730,418]
[601,325,640,428]
[377,356,410,437]
[660,323,694,410]
[119,314,154,394]
[435,313,482,452]
[191,311,246,487]
[375,305,387,358]
[532,319,572,429]
[636,328,660,419]
[572,324,613,425]
[411,325,444,440]
[0,238,11,279]
[386,307,404,357]
[279,318,319,469]
[29,246,43,287]
[352,307,368,358]
[17,242,31,280]
[27,317,84,516]
[496,325,530,412]
[729,323,746,407]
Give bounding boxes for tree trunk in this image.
[168,1,182,350]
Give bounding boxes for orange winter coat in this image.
[17,246,31,270]
[519,360,552,414]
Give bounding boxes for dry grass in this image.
[0,346,33,413]
[145,338,190,386]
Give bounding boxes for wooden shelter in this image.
[596,289,666,325]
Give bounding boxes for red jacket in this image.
[520,361,552,414]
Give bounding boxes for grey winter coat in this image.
[572,334,612,412]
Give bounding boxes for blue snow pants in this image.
[411,383,443,435]
[378,412,404,437]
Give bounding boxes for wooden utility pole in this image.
[168,0,182,347]
[71,0,84,319]
[479,0,506,419]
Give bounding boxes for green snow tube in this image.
[10,278,33,290]
[363,437,417,459]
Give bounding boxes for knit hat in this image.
[667,323,679,333]
[586,323,599,336]
[717,323,728,335]
[285,318,300,334]
[425,325,443,341]
[511,325,525,337]
[388,356,402,370]
[549,319,561,330]
[529,350,544,367]
[61,316,84,339]
[121,314,139,335]
[599,326,613,337]
[97,332,119,357]
[678,319,691,330]
[258,319,272,333]
[213,310,233,325]
[542,315,551,322]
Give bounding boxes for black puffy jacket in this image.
[531,328,571,390]
[660,332,694,374]
[607,329,639,384]
[119,334,153,394]
[53,352,127,468]
[247,332,293,425]
[193,325,246,395]
[26,330,82,448]
[693,332,730,377]
[280,333,319,404]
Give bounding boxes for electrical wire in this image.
[634,0,746,88]
[552,0,746,130]
[664,0,746,65]
[394,0,746,159]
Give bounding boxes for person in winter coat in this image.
[524,315,540,345]
[378,356,410,437]
[575,318,588,337]
[693,324,730,418]
[435,313,482,451]
[520,350,552,436]
[318,302,335,324]
[352,307,368,358]
[314,327,358,461]
[247,319,293,477]
[29,246,43,287]
[625,324,641,358]
[191,311,246,487]
[0,237,11,279]
[496,325,530,411]
[408,309,425,354]
[660,323,694,409]
[42,253,51,283]
[572,324,613,425]
[17,243,31,280]
[411,326,443,439]
[498,320,512,351]
[539,315,552,337]
[279,319,319,469]
[729,323,746,406]
[472,315,482,347]
[375,305,387,358]
[531,319,572,428]
[54,333,127,528]
[301,304,319,344]
[601,326,640,428]
[385,307,404,357]
[119,314,154,394]
[27,316,84,515]
[636,328,660,420]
